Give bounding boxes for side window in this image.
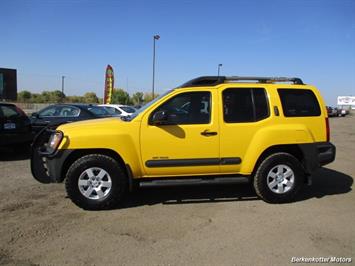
[105,106,122,115]
[278,89,321,117]
[59,106,80,117]
[151,91,211,124]
[39,106,60,117]
[223,88,269,123]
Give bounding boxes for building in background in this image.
[0,68,17,101]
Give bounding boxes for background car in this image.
[337,108,348,117]
[326,106,338,117]
[30,104,112,134]
[99,104,136,117]
[0,103,32,149]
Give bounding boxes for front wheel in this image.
[65,154,127,210]
[253,152,304,203]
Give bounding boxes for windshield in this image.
[127,89,174,121]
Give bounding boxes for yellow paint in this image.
[57,82,328,179]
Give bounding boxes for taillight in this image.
[325,117,330,142]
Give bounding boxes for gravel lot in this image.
[0,116,354,266]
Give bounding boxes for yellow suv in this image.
[31,76,336,210]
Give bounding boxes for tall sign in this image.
[0,68,17,101]
[104,65,114,104]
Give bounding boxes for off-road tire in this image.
[253,152,304,203]
[65,154,127,210]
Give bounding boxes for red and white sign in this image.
[337,96,355,106]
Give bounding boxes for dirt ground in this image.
[0,116,354,266]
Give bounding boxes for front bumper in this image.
[30,128,72,183]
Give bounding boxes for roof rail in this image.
[225,76,304,85]
[179,76,304,87]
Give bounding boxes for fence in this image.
[11,103,51,114]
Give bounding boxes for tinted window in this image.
[105,106,122,115]
[278,89,321,117]
[223,88,269,123]
[87,106,110,116]
[1,105,20,118]
[59,106,80,117]
[120,106,136,113]
[254,89,269,120]
[39,106,60,117]
[151,91,211,124]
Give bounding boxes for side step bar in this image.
[139,176,250,188]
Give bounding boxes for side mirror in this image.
[150,110,168,125]
[150,110,177,125]
[31,112,39,118]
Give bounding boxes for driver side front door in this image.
[140,90,220,177]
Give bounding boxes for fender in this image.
[240,124,315,174]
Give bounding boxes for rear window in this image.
[104,106,122,115]
[120,106,136,113]
[278,89,321,117]
[0,105,21,118]
[87,106,110,116]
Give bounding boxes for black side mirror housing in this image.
[150,110,177,125]
[31,112,39,118]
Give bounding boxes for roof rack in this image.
[179,76,304,88]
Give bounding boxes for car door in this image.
[31,105,62,133]
[219,87,270,174]
[140,89,220,176]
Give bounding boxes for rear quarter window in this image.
[278,89,321,117]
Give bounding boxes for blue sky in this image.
[1,0,354,105]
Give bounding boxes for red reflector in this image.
[325,117,330,142]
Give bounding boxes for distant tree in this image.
[66,96,84,103]
[83,92,99,103]
[132,92,144,106]
[50,90,65,102]
[143,92,159,103]
[31,93,45,103]
[17,90,32,102]
[111,88,132,105]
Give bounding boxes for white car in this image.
[99,104,136,117]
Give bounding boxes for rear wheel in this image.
[65,154,127,210]
[253,152,304,203]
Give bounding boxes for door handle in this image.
[201,130,218,136]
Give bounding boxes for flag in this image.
[104,65,114,104]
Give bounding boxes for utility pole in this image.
[217,64,223,76]
[60,75,65,102]
[152,34,160,99]
[61,75,65,95]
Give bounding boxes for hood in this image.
[57,117,123,132]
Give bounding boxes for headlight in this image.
[47,131,63,154]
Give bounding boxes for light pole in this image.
[61,75,65,102]
[217,64,222,76]
[152,34,160,99]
